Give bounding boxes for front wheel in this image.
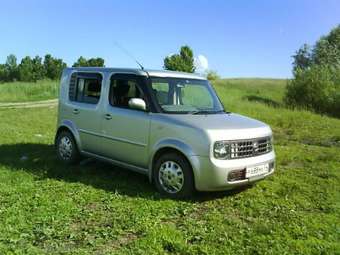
[56,131,80,165]
[153,153,195,199]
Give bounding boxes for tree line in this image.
[0,55,105,83]
[0,48,218,83]
[285,24,340,118]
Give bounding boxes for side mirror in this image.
[128,98,147,111]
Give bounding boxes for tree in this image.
[164,45,195,73]
[72,56,88,67]
[285,65,339,116]
[32,56,45,81]
[18,56,45,82]
[285,24,340,117]
[18,56,35,82]
[6,54,17,69]
[312,25,340,66]
[0,64,10,82]
[292,44,312,73]
[72,56,105,67]
[87,58,105,67]
[292,25,340,72]
[44,54,67,80]
[0,54,19,82]
[6,54,19,81]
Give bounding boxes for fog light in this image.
[269,161,275,171]
[228,169,246,182]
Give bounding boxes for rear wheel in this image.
[56,131,80,165]
[154,153,194,199]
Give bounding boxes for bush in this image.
[286,25,340,118]
[285,65,340,117]
[206,70,220,81]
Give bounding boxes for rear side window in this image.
[69,72,102,104]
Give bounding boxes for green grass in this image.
[0,79,339,254]
[0,80,59,103]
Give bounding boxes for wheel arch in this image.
[55,120,81,150]
[148,139,196,183]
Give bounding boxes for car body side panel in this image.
[57,69,107,155]
[101,107,151,168]
[99,73,152,168]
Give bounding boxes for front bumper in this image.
[189,151,275,191]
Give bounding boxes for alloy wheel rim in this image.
[158,161,184,194]
[58,136,73,160]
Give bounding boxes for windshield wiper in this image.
[190,110,226,115]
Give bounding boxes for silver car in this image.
[55,67,275,198]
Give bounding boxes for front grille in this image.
[230,137,272,159]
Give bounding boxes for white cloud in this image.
[194,55,209,73]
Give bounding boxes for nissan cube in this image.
[55,67,275,198]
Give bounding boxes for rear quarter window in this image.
[69,72,102,104]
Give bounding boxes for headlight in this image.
[213,141,230,159]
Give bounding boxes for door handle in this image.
[73,109,79,114]
[104,114,112,120]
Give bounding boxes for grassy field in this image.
[0,80,59,103]
[0,79,339,254]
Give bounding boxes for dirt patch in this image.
[0,99,58,109]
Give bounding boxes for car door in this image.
[66,72,104,154]
[101,73,151,168]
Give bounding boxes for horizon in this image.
[0,0,339,79]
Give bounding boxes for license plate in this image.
[246,164,269,178]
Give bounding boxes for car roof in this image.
[65,67,206,80]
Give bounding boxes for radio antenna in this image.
[114,42,145,70]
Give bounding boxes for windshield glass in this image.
[150,77,224,114]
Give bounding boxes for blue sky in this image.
[0,0,339,78]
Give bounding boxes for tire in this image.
[153,153,195,199]
[55,131,80,165]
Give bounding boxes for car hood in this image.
[154,113,272,141]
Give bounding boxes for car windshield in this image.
[150,77,225,114]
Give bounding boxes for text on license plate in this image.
[246,164,269,178]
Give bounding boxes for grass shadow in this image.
[0,143,251,201]
[0,143,156,198]
[192,185,253,203]
[245,95,282,108]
